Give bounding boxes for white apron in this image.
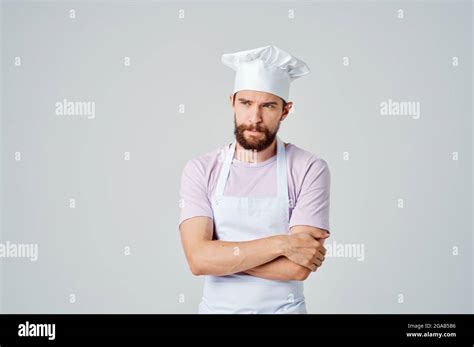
[198,136,307,314]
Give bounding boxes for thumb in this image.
[320,231,330,239]
[309,229,330,239]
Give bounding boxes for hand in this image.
[282,233,327,271]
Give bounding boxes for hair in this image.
[232,92,288,111]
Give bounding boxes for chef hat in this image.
[221,45,310,102]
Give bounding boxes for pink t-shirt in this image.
[178,141,331,233]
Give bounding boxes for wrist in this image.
[274,235,289,257]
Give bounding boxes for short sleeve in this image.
[289,158,331,233]
[178,159,214,227]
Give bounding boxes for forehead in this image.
[236,90,280,103]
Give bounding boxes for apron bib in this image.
[198,136,307,314]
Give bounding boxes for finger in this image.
[314,258,323,267]
[312,253,324,263]
[319,246,326,256]
[314,253,324,262]
[305,259,317,270]
[298,257,315,270]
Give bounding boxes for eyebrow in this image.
[237,98,279,106]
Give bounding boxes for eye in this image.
[240,101,250,105]
[265,104,275,109]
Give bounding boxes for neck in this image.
[234,138,277,163]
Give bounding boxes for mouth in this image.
[245,130,263,136]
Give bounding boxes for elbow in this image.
[187,253,208,276]
[190,264,203,276]
[188,258,204,276]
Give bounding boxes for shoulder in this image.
[182,144,227,178]
[285,142,330,174]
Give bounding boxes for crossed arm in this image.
[243,226,328,281]
[179,216,329,281]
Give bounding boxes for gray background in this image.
[1,0,472,313]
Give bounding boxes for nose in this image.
[248,105,263,124]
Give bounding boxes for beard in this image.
[233,114,280,151]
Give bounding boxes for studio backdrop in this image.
[1,0,472,313]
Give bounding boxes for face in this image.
[231,90,292,151]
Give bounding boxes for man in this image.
[179,45,331,314]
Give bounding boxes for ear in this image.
[229,94,235,107]
[281,102,293,121]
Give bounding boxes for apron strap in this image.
[276,136,289,201]
[215,141,235,198]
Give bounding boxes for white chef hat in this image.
[221,45,310,102]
